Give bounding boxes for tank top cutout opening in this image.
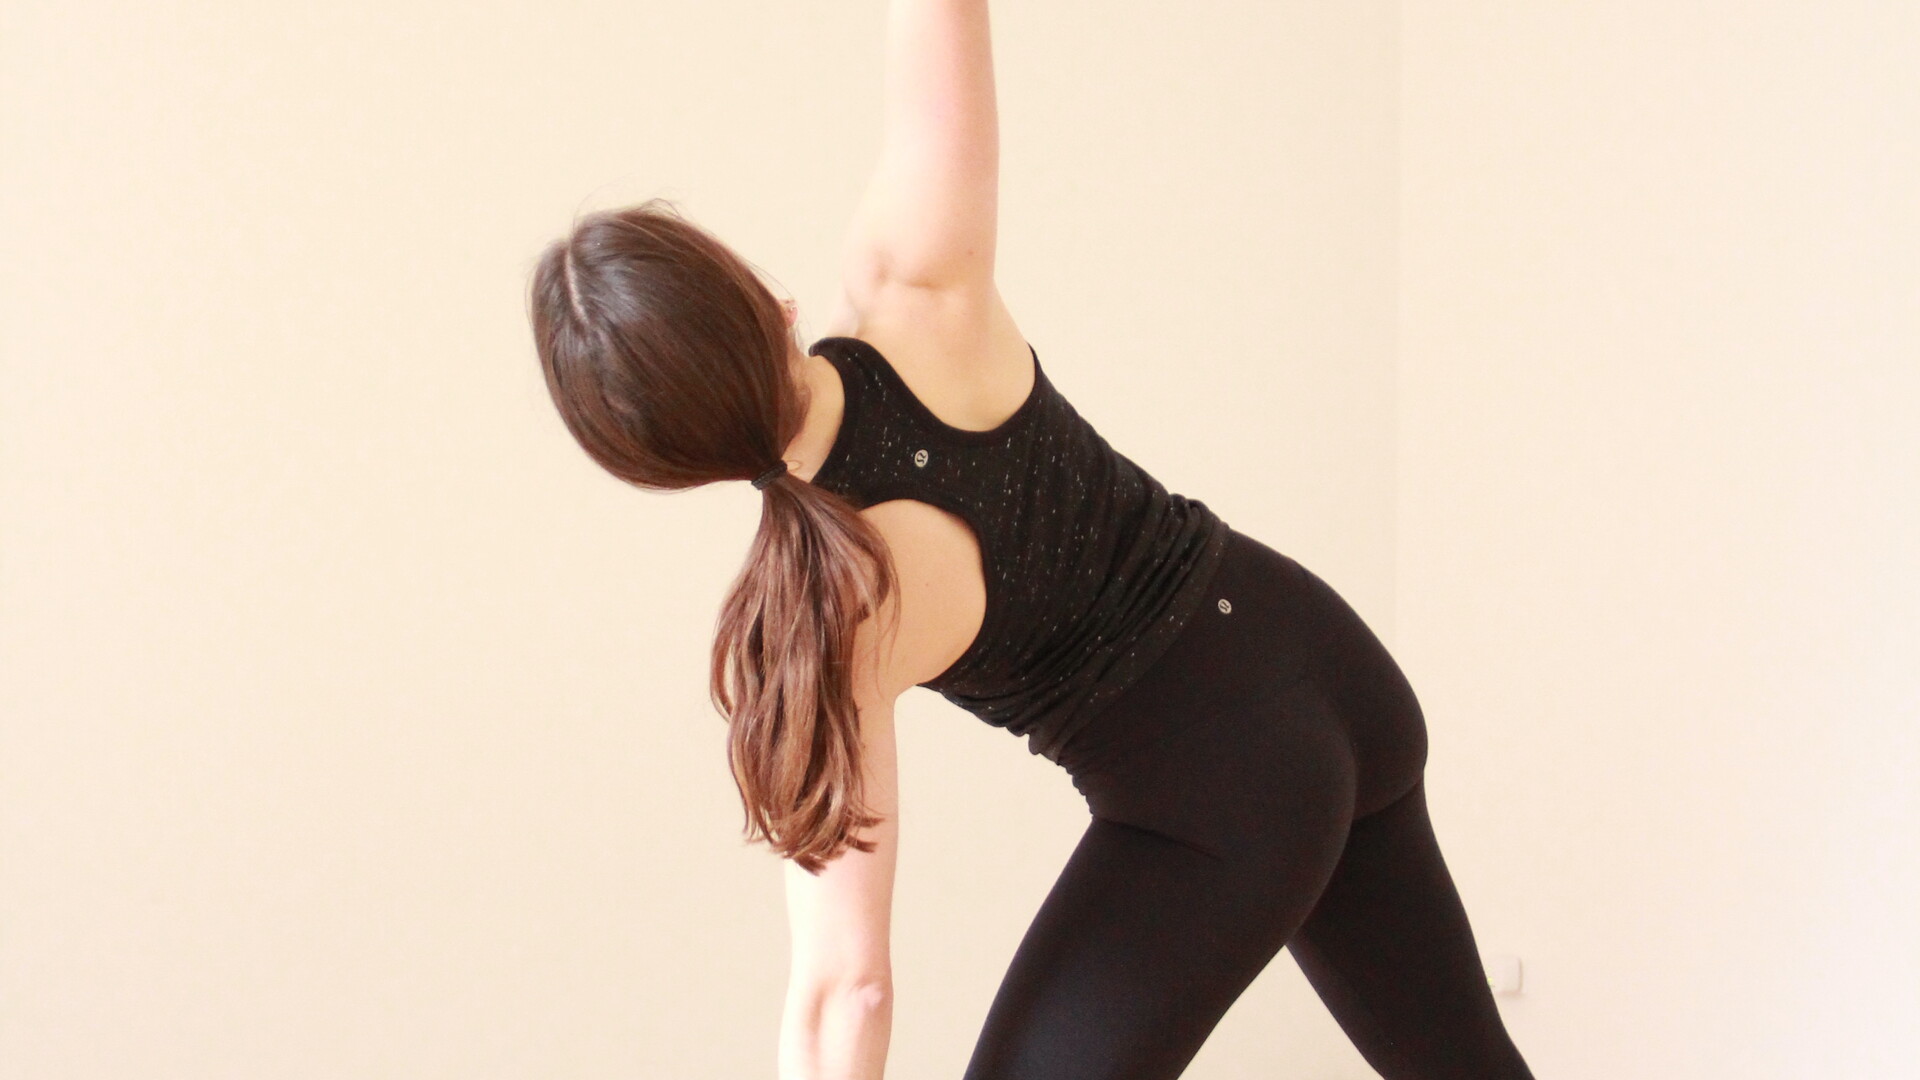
[863,493,996,691]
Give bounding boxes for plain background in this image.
[2,2,1914,1078]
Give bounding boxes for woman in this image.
[527,4,1534,1078]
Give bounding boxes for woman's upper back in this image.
[803,289,1232,764]
[792,286,1033,699]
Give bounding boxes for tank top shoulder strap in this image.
[802,336,918,509]
[802,333,1045,541]
[807,335,1048,446]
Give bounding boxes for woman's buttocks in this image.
[1060,526,1431,828]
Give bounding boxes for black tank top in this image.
[805,336,1232,763]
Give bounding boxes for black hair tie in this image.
[750,461,789,490]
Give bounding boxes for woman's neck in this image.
[782,350,845,484]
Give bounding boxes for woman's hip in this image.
[1063,526,1430,826]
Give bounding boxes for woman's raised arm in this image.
[841,0,1000,298]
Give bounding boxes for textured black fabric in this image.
[962,528,1536,1080]
[805,336,1232,762]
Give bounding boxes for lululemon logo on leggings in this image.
[912,448,929,468]
[1217,597,1233,614]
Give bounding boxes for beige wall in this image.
[1398,3,1919,1077]
[4,2,1910,1078]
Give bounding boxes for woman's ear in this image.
[781,297,798,327]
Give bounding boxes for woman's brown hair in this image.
[526,198,898,873]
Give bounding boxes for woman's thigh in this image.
[1287,777,1536,1079]
[965,684,1359,1080]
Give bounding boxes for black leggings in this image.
[962,528,1535,1080]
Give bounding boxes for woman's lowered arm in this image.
[775,657,901,1079]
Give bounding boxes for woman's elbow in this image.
[842,978,891,1014]
[806,972,892,1011]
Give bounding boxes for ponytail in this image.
[710,473,900,874]
[527,197,896,874]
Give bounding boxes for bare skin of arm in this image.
[825,0,1030,404]
[775,683,899,1080]
[779,3,1023,1077]
[775,501,978,1080]
[845,0,997,291]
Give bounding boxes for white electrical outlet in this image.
[1483,953,1523,996]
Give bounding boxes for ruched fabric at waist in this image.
[1050,526,1320,779]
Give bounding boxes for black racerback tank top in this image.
[805,335,1232,763]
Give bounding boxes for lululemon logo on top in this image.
[912,448,929,468]
[1217,598,1233,614]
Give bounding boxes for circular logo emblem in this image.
[912,448,929,468]
[1217,598,1233,614]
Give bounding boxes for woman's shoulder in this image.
[817,278,1035,434]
